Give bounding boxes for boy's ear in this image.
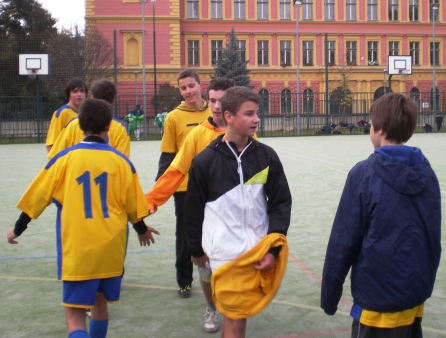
[223,111,232,124]
[105,122,111,132]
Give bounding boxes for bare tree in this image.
[46,24,116,95]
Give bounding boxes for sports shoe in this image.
[204,307,220,333]
[177,285,191,298]
[86,309,91,317]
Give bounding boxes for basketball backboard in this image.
[388,55,412,75]
[19,54,49,76]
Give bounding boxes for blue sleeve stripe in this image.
[55,105,72,118]
[45,142,137,173]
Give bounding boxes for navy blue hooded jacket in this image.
[321,145,441,315]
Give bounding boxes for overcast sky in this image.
[37,0,85,30]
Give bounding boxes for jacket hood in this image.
[175,99,208,112]
[370,145,430,196]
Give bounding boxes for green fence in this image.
[1,91,444,144]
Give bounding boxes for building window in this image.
[303,89,314,114]
[346,41,357,65]
[211,0,222,18]
[187,40,200,66]
[409,0,418,21]
[368,0,377,20]
[259,89,270,115]
[257,0,268,19]
[328,41,336,65]
[281,89,292,114]
[187,0,199,18]
[302,41,313,66]
[388,0,398,21]
[368,41,379,65]
[234,0,246,19]
[430,42,440,66]
[211,40,223,65]
[410,42,419,65]
[238,40,246,62]
[280,41,292,66]
[258,40,269,65]
[346,0,356,21]
[430,0,439,22]
[389,41,399,56]
[410,88,420,110]
[325,0,335,20]
[302,0,313,20]
[280,0,291,19]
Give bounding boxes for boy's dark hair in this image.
[369,93,418,143]
[65,78,88,102]
[177,69,200,85]
[79,99,113,134]
[221,86,261,117]
[91,79,117,104]
[207,77,235,96]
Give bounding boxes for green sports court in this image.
[1,133,445,337]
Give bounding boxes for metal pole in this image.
[383,69,388,95]
[325,33,329,135]
[294,1,302,135]
[432,3,438,124]
[142,0,147,118]
[152,0,157,116]
[134,71,138,105]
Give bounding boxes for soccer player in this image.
[45,78,87,153]
[321,93,441,337]
[48,79,130,160]
[185,86,292,338]
[154,69,212,298]
[146,77,235,332]
[7,98,159,338]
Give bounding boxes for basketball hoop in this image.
[27,68,39,79]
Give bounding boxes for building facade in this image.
[87,0,444,115]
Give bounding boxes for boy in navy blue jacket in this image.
[321,93,441,337]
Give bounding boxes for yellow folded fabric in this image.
[211,233,288,320]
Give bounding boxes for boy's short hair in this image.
[221,86,261,117]
[65,78,88,102]
[79,99,113,134]
[177,69,200,85]
[90,79,117,104]
[370,93,418,143]
[207,77,235,97]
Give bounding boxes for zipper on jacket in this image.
[225,140,252,227]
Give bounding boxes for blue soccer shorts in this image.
[62,276,122,308]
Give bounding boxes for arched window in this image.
[409,88,420,111]
[127,38,140,66]
[303,88,314,114]
[258,89,269,115]
[280,88,292,114]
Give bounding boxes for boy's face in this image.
[178,77,202,107]
[69,87,86,108]
[208,89,225,125]
[226,101,259,137]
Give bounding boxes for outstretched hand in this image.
[7,228,19,244]
[254,252,275,271]
[138,226,160,246]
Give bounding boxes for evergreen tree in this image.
[212,29,251,86]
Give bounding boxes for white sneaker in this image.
[204,307,220,333]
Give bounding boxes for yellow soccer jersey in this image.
[171,118,225,176]
[160,103,211,191]
[48,118,130,160]
[45,105,78,146]
[17,141,148,281]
